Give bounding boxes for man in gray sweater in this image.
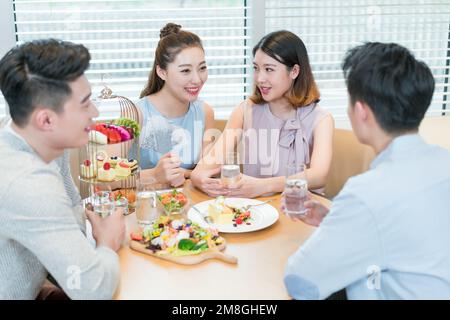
[0,39,125,299]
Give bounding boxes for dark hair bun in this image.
[160,23,182,39]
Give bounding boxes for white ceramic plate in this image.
[187,198,279,233]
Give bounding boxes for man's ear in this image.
[156,65,167,81]
[290,64,300,80]
[33,108,55,131]
[354,101,369,122]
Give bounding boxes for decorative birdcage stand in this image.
[78,85,141,213]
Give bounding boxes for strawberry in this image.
[235,217,243,225]
[111,130,122,143]
[94,123,105,131]
[106,128,120,144]
[95,123,108,136]
[103,162,111,170]
[130,232,143,242]
[119,161,130,168]
[83,159,91,166]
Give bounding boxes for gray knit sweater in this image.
[0,127,120,299]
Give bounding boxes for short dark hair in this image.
[250,30,320,107]
[0,39,90,127]
[342,42,435,134]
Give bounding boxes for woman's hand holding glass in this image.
[191,166,228,198]
[224,174,268,198]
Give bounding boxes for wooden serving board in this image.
[130,238,238,265]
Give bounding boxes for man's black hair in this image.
[342,42,435,134]
[0,39,90,126]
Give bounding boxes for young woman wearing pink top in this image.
[191,30,334,198]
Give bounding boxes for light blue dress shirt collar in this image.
[370,133,423,169]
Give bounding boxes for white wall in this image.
[0,0,16,58]
[0,0,15,116]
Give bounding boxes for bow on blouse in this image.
[277,117,310,167]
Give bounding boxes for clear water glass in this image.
[93,191,115,218]
[221,151,241,188]
[284,163,309,216]
[136,177,159,227]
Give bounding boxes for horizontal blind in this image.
[266,0,450,126]
[0,96,7,120]
[12,0,250,119]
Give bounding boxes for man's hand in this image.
[281,195,329,227]
[86,207,125,252]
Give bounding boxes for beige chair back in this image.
[419,115,450,149]
[213,119,227,132]
[324,129,375,199]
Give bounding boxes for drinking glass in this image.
[136,177,159,227]
[92,191,115,218]
[284,163,309,216]
[221,151,241,188]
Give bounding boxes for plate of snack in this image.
[187,196,279,233]
[129,216,237,265]
[89,117,140,145]
[79,150,139,182]
[156,189,189,218]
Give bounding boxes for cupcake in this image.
[80,159,96,179]
[97,162,116,182]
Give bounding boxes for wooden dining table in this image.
[115,180,331,300]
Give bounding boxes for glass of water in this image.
[284,163,309,217]
[136,177,159,227]
[221,151,241,188]
[92,191,115,218]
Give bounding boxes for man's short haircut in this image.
[0,39,90,127]
[342,42,435,134]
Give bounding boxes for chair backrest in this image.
[419,115,450,150]
[324,128,375,199]
[213,119,227,132]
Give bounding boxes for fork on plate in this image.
[191,205,214,224]
[239,199,273,211]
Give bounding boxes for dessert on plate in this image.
[80,159,96,179]
[97,162,116,182]
[207,196,252,226]
[115,161,132,177]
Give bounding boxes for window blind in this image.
[11,0,251,119]
[265,0,450,126]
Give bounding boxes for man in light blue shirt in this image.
[284,42,450,300]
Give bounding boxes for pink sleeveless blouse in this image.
[240,100,330,183]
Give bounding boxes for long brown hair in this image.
[140,23,204,98]
[250,30,320,107]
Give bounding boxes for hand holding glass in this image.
[92,191,115,218]
[284,164,309,217]
[221,151,241,188]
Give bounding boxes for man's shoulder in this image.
[0,148,63,203]
[339,142,450,211]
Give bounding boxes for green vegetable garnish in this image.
[178,239,196,251]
